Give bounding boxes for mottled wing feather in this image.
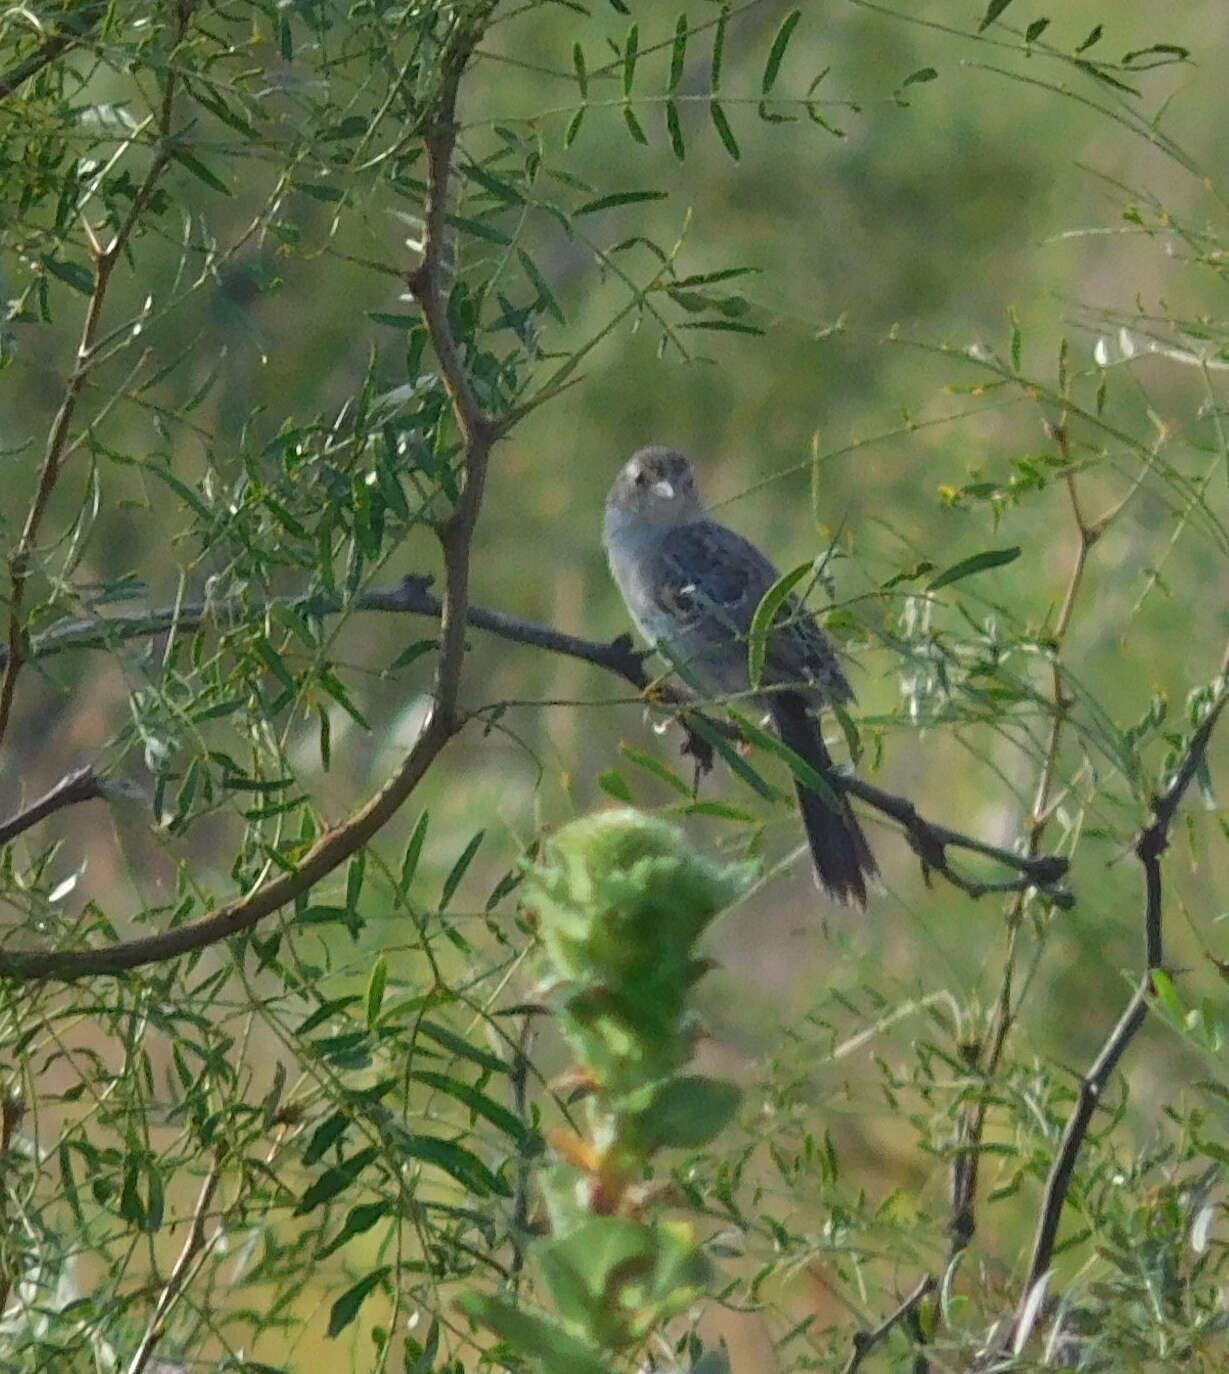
[651,520,853,704]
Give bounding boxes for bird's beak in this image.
[652,479,675,500]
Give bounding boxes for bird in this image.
[602,445,877,907]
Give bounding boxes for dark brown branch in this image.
[842,1274,935,1374]
[0,765,135,845]
[5,573,1072,908]
[994,655,1229,1362]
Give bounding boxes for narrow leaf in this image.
[762,10,802,93]
[666,99,685,160]
[669,14,688,91]
[747,560,813,689]
[927,545,1021,591]
[622,24,639,97]
[622,105,649,145]
[399,811,429,893]
[440,830,485,911]
[1025,18,1049,41]
[575,189,667,216]
[572,42,587,98]
[978,0,1016,32]
[709,100,740,159]
[565,106,586,147]
[365,955,387,1028]
[328,1267,390,1337]
[711,4,729,90]
[619,744,692,796]
[171,147,232,195]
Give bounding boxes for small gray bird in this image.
[603,445,877,906]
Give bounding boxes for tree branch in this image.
[124,1150,225,1374]
[841,1273,935,1374]
[992,648,1229,1362]
[0,765,135,845]
[0,8,500,983]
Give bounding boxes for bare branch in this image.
[0,765,134,845]
[842,1274,935,1374]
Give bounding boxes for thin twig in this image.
[125,1152,224,1374]
[948,418,1088,1259]
[841,1274,936,1374]
[0,766,124,845]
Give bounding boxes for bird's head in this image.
[605,446,703,530]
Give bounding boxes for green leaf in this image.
[747,560,812,689]
[622,105,649,145]
[597,769,635,802]
[565,106,586,147]
[978,0,1016,32]
[461,161,525,204]
[399,812,429,893]
[684,714,782,802]
[666,99,685,159]
[629,1075,741,1150]
[1076,23,1103,53]
[709,100,740,159]
[415,1019,509,1077]
[440,830,484,911]
[295,1146,380,1214]
[1025,18,1049,41]
[171,147,232,195]
[575,189,667,216]
[455,1293,614,1374]
[711,4,729,90]
[445,212,511,245]
[572,42,587,98]
[517,247,564,323]
[729,708,841,808]
[669,14,688,91]
[409,1069,527,1143]
[927,546,1021,590]
[762,10,801,93]
[365,955,387,1029]
[316,1199,392,1260]
[294,180,346,202]
[44,257,94,295]
[397,1133,509,1197]
[327,1267,389,1337]
[900,66,938,90]
[622,24,639,97]
[620,744,692,797]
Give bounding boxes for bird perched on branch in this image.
[603,445,877,907]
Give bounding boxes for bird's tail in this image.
[769,693,878,908]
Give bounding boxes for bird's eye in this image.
[633,469,649,487]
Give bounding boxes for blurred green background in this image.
[3,0,1228,1364]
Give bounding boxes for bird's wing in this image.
[651,519,854,703]
[650,520,778,635]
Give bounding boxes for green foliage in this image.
[0,0,1227,1372]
